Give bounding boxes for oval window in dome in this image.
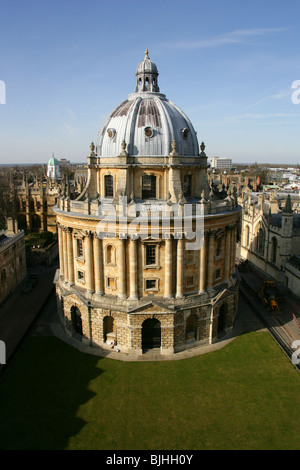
[145,126,153,138]
[181,128,189,139]
[107,128,116,139]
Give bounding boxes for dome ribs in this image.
[137,99,162,129]
[110,100,131,118]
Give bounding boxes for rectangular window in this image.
[104,175,114,197]
[78,270,85,282]
[215,269,221,280]
[142,175,156,199]
[146,245,156,265]
[186,276,194,287]
[145,279,158,291]
[107,277,116,289]
[77,239,83,258]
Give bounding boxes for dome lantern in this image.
[135,49,160,93]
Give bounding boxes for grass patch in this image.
[0,331,299,450]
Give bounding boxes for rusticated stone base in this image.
[55,278,239,357]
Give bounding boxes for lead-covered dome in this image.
[96,50,199,158]
[136,48,158,78]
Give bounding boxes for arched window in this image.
[256,227,265,255]
[271,237,277,264]
[216,237,223,257]
[106,244,115,264]
[244,225,250,247]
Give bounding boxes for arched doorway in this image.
[218,303,228,335]
[71,306,82,338]
[142,318,161,350]
[185,314,197,342]
[103,316,115,342]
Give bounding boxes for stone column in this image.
[93,235,104,295]
[62,227,69,282]
[85,232,94,293]
[58,224,64,277]
[176,237,184,298]
[224,228,231,281]
[230,226,236,277]
[199,231,208,292]
[231,225,237,276]
[207,230,215,289]
[118,238,126,299]
[129,237,138,299]
[67,228,74,285]
[164,236,173,298]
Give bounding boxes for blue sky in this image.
[1,0,300,165]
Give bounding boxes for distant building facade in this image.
[58,158,71,168]
[240,192,300,295]
[210,157,232,171]
[14,175,60,234]
[0,218,26,304]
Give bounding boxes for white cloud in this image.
[244,112,297,119]
[163,27,288,50]
[246,88,293,109]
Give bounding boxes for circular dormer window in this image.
[181,128,189,139]
[145,126,153,138]
[107,128,116,139]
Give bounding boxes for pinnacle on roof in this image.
[283,194,293,213]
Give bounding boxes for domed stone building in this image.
[54,50,240,356]
[47,154,61,180]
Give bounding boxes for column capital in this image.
[84,230,94,238]
[163,233,173,240]
[175,233,184,240]
[208,228,218,237]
